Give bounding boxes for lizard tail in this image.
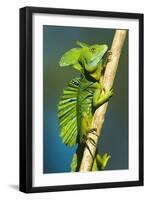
[70,143,97,172]
[70,143,85,172]
[71,145,111,172]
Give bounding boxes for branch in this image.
[80,30,127,171]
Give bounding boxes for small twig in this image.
[80,30,127,171]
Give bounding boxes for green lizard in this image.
[58,41,113,171]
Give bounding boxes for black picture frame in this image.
[19,6,144,193]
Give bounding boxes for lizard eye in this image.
[90,47,96,53]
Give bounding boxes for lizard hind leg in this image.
[80,128,99,166]
[86,128,99,147]
[80,112,99,148]
[81,127,98,147]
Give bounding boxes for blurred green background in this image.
[43,25,128,173]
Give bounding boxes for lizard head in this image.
[81,44,108,73]
[59,41,108,75]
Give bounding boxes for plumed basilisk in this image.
[58,41,113,171]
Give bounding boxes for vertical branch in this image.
[80,30,127,172]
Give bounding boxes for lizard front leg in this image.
[93,84,113,108]
[103,50,112,68]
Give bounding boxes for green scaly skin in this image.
[58,41,113,171]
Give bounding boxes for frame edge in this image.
[19,7,33,193]
[19,6,144,193]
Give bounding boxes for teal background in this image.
[43,25,128,173]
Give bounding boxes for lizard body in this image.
[58,41,113,171]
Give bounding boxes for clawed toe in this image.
[108,50,112,55]
[107,50,112,62]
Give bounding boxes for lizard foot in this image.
[86,128,97,135]
[103,88,113,100]
[107,50,112,62]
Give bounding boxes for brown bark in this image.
[80,30,127,171]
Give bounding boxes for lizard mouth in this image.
[89,44,108,66]
[88,58,99,66]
